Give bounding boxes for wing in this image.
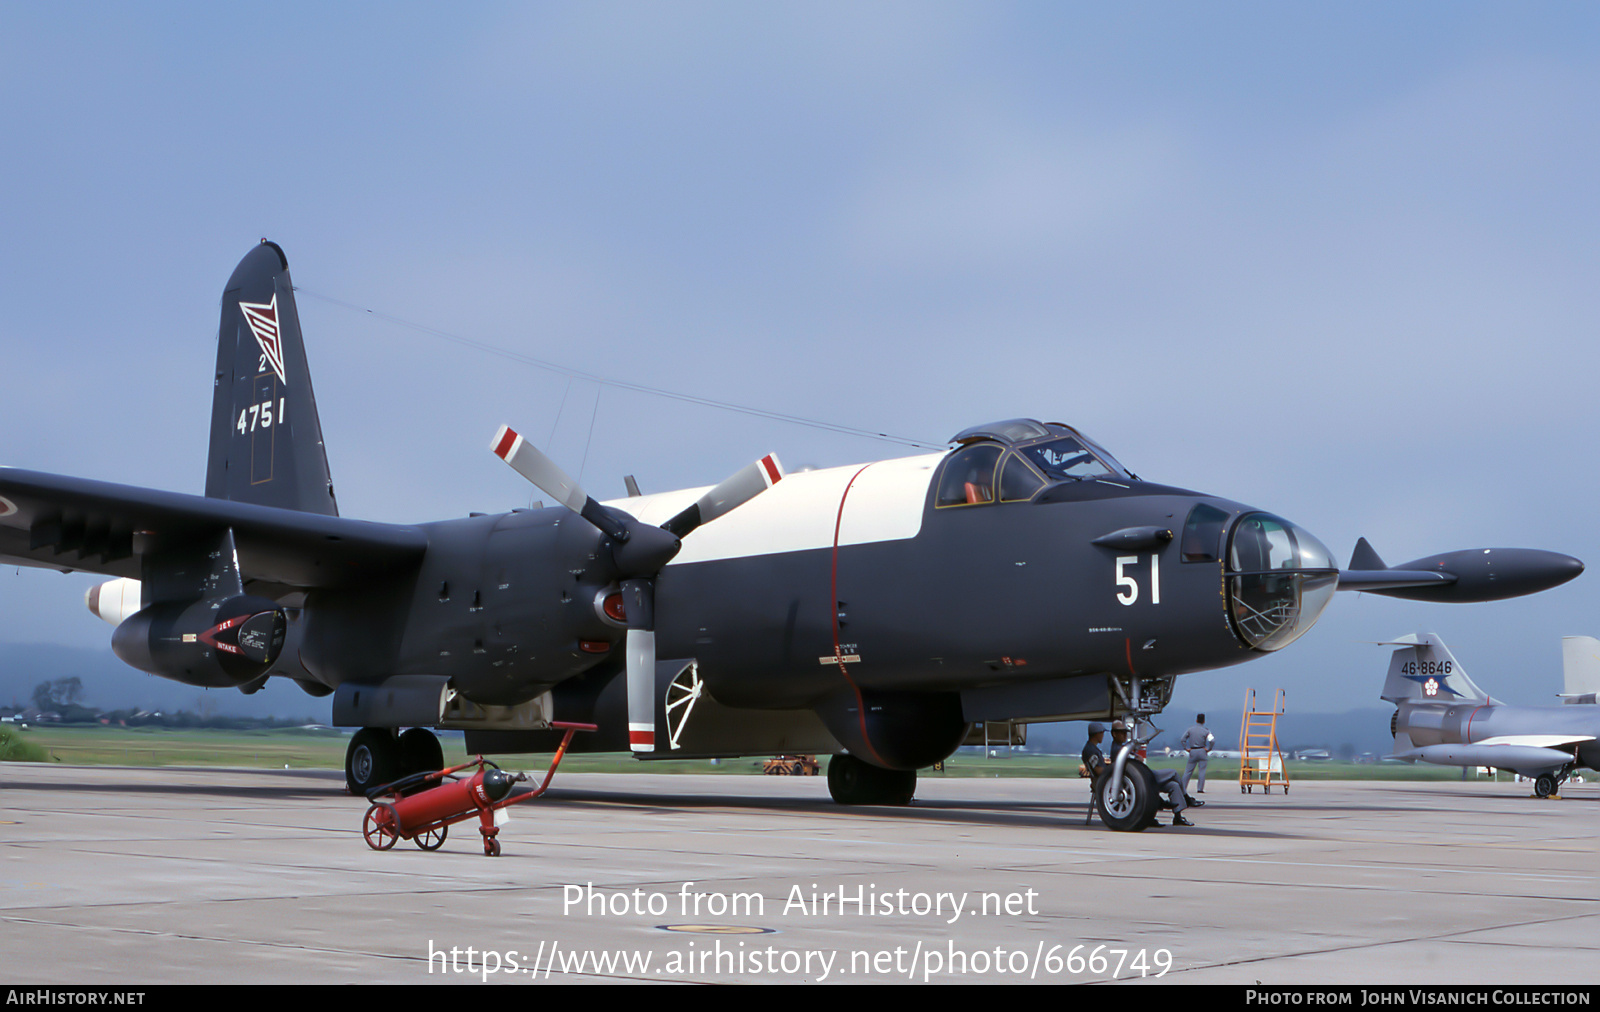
[0,468,426,587]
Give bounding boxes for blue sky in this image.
[1,3,1596,716]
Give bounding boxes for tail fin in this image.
[205,241,339,515]
[1378,633,1492,704]
[1560,635,1600,701]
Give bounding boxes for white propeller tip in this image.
[491,425,521,459]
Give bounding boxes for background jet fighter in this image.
[1382,633,1598,797]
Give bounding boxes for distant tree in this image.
[33,677,85,710]
[55,677,83,707]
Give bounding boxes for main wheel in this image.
[1094,759,1158,832]
[827,755,917,805]
[346,728,400,796]
[1533,773,1557,798]
[878,767,916,805]
[398,728,445,790]
[828,754,871,803]
[362,804,399,850]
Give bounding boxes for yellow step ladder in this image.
[1239,688,1289,794]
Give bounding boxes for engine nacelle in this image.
[111,594,287,687]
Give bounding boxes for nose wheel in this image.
[1094,758,1160,832]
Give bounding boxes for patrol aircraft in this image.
[1381,634,1598,797]
[11,242,1586,832]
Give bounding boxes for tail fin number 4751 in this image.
[236,399,285,434]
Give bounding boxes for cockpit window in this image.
[1181,504,1229,562]
[998,453,1046,502]
[1018,437,1116,481]
[935,444,1004,507]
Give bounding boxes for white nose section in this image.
[86,577,142,625]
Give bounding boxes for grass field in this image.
[0,724,1543,784]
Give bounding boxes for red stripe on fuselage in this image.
[830,464,885,768]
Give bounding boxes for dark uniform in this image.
[1082,738,1107,777]
[1107,724,1193,826]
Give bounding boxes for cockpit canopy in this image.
[936,419,1134,507]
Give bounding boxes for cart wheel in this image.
[362,804,399,851]
[1284,784,1290,794]
[414,824,448,851]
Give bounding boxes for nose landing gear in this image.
[1094,758,1160,831]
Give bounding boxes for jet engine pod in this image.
[1371,548,1584,603]
[814,688,970,771]
[111,594,287,687]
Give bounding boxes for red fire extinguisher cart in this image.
[360,721,596,856]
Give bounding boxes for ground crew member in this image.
[1179,713,1213,794]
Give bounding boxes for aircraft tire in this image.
[878,768,916,805]
[1533,773,1557,798]
[399,727,445,777]
[346,728,400,796]
[827,755,917,805]
[1094,758,1157,832]
[827,754,872,804]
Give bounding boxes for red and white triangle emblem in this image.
[239,295,288,385]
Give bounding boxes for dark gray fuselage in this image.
[291,477,1259,716]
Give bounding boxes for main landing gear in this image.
[1532,766,1574,799]
[826,754,917,805]
[346,727,444,795]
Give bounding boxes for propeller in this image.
[491,425,783,751]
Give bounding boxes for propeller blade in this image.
[621,578,656,753]
[492,425,627,540]
[662,453,784,539]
